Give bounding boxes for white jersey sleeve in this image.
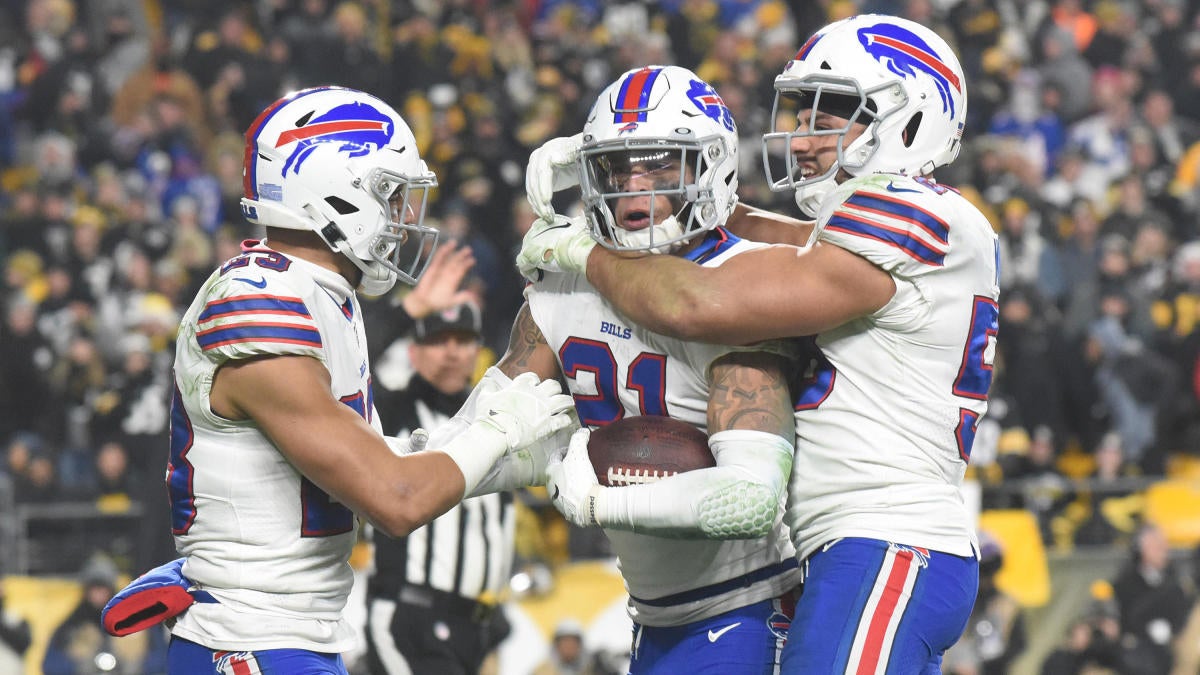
[813,173,953,278]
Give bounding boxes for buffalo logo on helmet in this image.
[857,23,961,118]
[275,101,395,175]
[686,79,734,132]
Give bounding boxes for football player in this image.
[103,87,576,674]
[520,15,996,675]
[497,65,803,674]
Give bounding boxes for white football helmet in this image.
[762,15,967,216]
[240,86,438,295]
[578,65,739,254]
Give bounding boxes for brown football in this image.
[587,416,714,487]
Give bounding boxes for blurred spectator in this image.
[993,285,1067,435]
[534,618,590,675]
[43,553,166,675]
[1087,282,1177,469]
[987,70,1067,179]
[1110,524,1194,675]
[1039,585,1126,674]
[997,197,1050,291]
[944,531,1027,675]
[1001,425,1072,543]
[1035,25,1093,124]
[1174,544,1200,675]
[0,583,32,674]
[1070,432,1142,548]
[13,448,59,504]
[0,298,55,441]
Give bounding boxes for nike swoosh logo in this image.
[885,181,921,194]
[534,222,572,238]
[234,276,268,288]
[551,485,560,501]
[708,622,741,642]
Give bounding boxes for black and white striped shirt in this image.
[369,375,515,603]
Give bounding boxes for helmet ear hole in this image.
[902,112,923,148]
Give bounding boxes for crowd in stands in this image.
[3,0,1200,670]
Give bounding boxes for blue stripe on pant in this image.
[630,595,794,674]
[780,538,977,675]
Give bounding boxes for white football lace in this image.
[606,467,678,486]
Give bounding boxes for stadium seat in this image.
[1142,480,1200,547]
[978,509,1051,607]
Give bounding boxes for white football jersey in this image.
[529,229,800,627]
[168,240,377,651]
[788,173,999,562]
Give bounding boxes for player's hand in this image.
[401,240,476,319]
[526,133,583,221]
[546,428,601,527]
[516,214,596,282]
[475,372,577,450]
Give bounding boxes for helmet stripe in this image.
[794,33,823,61]
[241,87,334,200]
[614,67,662,123]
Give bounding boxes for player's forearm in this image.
[365,451,466,537]
[586,247,737,342]
[727,202,814,246]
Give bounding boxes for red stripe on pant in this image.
[856,548,915,675]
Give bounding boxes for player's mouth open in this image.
[622,209,652,230]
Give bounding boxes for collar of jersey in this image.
[682,227,739,265]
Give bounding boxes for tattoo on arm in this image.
[496,303,556,379]
[707,352,794,439]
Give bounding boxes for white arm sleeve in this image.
[592,430,793,538]
[433,367,513,495]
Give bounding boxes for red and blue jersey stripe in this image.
[825,191,950,267]
[197,294,321,350]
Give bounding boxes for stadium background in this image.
[2,0,1200,673]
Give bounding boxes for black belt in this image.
[630,558,800,607]
[397,585,497,623]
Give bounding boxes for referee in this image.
[365,301,515,675]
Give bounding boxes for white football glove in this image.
[468,418,577,497]
[441,372,577,496]
[516,214,596,283]
[526,133,583,222]
[546,427,602,527]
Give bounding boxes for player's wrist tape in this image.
[440,424,510,498]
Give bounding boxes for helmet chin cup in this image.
[608,215,687,255]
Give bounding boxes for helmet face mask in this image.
[241,86,439,295]
[579,66,739,255]
[761,15,967,216]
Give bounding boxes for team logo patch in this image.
[618,121,639,135]
[857,23,961,117]
[767,610,792,640]
[213,650,262,675]
[686,79,734,132]
[275,101,394,175]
